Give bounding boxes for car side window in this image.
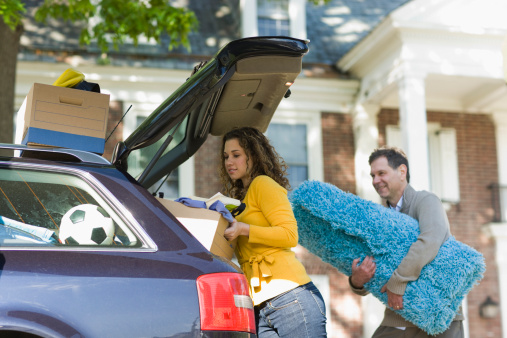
[0,167,140,247]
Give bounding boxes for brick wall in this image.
[317,112,363,337]
[379,108,502,337]
[194,135,223,197]
[322,112,357,194]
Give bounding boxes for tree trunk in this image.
[0,19,23,144]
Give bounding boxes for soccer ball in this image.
[59,204,115,245]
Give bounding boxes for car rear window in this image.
[0,167,140,248]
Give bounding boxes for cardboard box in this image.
[156,198,237,260]
[18,83,110,154]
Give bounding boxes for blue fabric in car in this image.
[174,197,207,209]
[208,200,235,223]
[174,198,234,223]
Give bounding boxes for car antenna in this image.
[105,105,132,143]
[153,171,172,196]
[137,118,186,186]
[153,172,171,196]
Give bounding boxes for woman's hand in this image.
[224,220,249,241]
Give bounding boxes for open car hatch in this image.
[111,36,309,189]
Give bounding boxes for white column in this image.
[483,224,507,338]
[353,103,381,204]
[494,112,507,222]
[352,102,385,338]
[492,112,507,189]
[488,111,507,338]
[240,0,257,38]
[397,73,430,191]
[290,0,307,40]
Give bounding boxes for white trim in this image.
[281,77,360,113]
[15,61,191,111]
[492,112,507,186]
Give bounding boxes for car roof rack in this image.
[0,144,111,165]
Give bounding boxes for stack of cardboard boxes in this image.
[16,83,110,154]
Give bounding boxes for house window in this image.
[386,124,460,203]
[242,0,307,39]
[257,0,290,36]
[267,123,308,189]
[266,111,323,191]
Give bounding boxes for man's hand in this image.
[350,256,376,289]
[381,284,404,310]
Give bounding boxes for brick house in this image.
[15,0,507,337]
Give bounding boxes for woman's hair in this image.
[219,127,290,200]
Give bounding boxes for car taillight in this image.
[196,272,256,334]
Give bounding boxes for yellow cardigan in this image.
[235,175,311,305]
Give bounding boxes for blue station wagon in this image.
[0,36,309,337]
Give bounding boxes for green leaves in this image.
[0,0,26,30]
[34,0,198,52]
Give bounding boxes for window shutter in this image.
[386,125,402,147]
[386,125,460,203]
[428,130,442,198]
[437,129,460,203]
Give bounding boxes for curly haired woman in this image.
[220,126,327,337]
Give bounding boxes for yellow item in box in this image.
[18,83,110,154]
[156,198,237,260]
[52,68,85,88]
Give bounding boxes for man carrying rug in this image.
[349,146,464,338]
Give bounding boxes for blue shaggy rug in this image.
[290,180,485,336]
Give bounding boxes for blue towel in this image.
[209,200,235,223]
[290,180,485,336]
[174,197,207,209]
[175,197,235,223]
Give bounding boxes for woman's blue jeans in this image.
[254,281,327,337]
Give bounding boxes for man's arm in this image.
[386,194,450,297]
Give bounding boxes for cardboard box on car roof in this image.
[18,81,110,155]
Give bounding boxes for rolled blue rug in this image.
[290,180,485,336]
